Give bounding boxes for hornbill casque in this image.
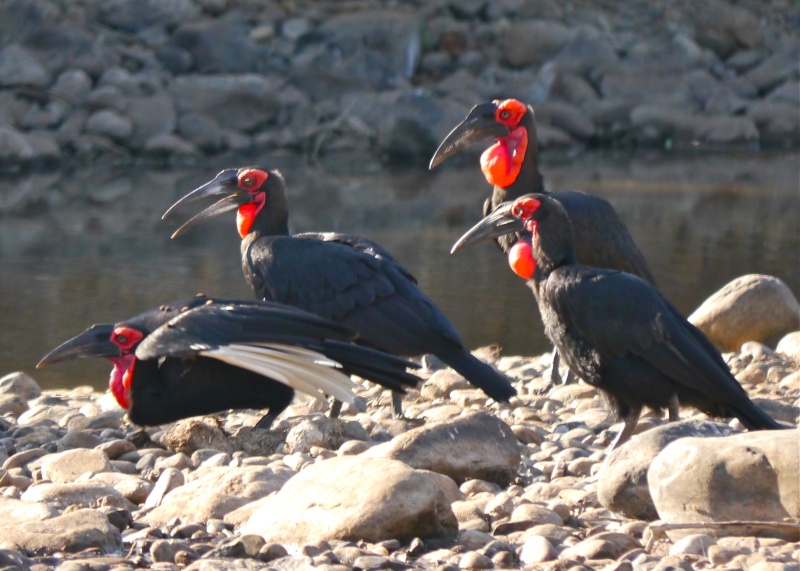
[38,295,421,428]
[430,98,657,384]
[162,168,517,416]
[452,194,784,450]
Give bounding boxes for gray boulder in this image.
[142,465,294,526]
[367,411,520,486]
[598,420,736,520]
[0,126,34,161]
[0,371,42,400]
[290,11,420,101]
[96,0,200,33]
[744,47,800,94]
[21,481,136,511]
[501,20,575,68]
[688,274,800,352]
[649,429,800,539]
[173,18,266,74]
[694,0,762,56]
[0,43,51,87]
[747,101,800,147]
[242,455,458,544]
[40,448,112,483]
[169,74,281,132]
[126,92,177,150]
[85,110,133,142]
[0,508,121,554]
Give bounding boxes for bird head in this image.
[36,297,206,410]
[37,322,145,409]
[164,167,288,239]
[451,194,574,279]
[430,99,534,188]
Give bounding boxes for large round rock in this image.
[688,274,800,352]
[242,455,458,544]
[648,429,799,539]
[367,411,520,486]
[598,420,735,520]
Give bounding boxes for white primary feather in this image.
[201,343,356,403]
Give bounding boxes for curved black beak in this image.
[37,324,118,368]
[429,102,509,170]
[450,202,524,254]
[162,169,249,238]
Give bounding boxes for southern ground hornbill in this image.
[430,98,657,384]
[452,195,783,450]
[162,167,517,416]
[38,295,420,428]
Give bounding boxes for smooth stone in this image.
[40,448,112,483]
[142,465,293,527]
[0,508,121,554]
[367,411,520,486]
[242,455,458,544]
[649,429,800,540]
[598,420,735,520]
[688,275,800,352]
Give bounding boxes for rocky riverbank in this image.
[0,0,798,167]
[0,324,797,570]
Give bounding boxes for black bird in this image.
[452,194,782,450]
[163,168,516,415]
[430,98,657,384]
[38,295,420,428]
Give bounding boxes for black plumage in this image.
[452,194,783,449]
[38,295,420,428]
[163,168,516,413]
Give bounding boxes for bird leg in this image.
[255,411,279,429]
[329,398,343,419]
[608,404,642,452]
[668,394,680,422]
[540,350,574,394]
[391,390,405,419]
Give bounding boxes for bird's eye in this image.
[237,169,268,192]
[111,326,144,351]
[500,110,510,119]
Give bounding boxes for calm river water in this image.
[1,150,798,390]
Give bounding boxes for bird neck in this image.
[238,198,290,240]
[531,225,577,280]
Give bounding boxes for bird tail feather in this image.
[320,341,420,392]
[438,350,517,402]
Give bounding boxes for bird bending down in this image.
[430,98,657,386]
[452,194,783,450]
[162,168,517,417]
[38,295,420,428]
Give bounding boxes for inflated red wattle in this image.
[109,356,134,410]
[479,127,528,188]
[237,203,258,238]
[508,240,535,279]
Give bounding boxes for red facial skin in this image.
[507,197,542,279]
[107,326,144,409]
[236,168,269,237]
[479,99,529,188]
